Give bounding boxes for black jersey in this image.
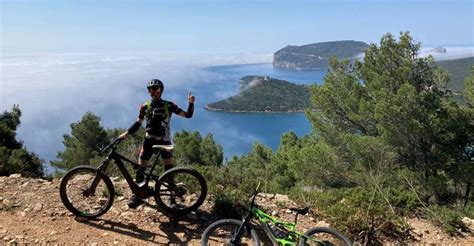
[137,99,183,141]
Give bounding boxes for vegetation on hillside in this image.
[437,56,474,93]
[0,105,44,178]
[206,76,311,112]
[273,40,369,70]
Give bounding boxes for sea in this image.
[1,47,471,173]
[0,53,325,173]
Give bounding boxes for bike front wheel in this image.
[201,219,260,246]
[59,166,115,218]
[154,166,207,215]
[299,227,352,246]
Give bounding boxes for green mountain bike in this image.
[201,184,352,246]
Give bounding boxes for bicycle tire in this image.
[298,227,352,246]
[154,166,207,215]
[201,219,260,246]
[59,166,115,218]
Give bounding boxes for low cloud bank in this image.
[0,52,271,171]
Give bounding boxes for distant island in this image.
[273,40,369,71]
[205,76,311,112]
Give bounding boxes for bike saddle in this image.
[152,145,174,152]
[289,207,309,215]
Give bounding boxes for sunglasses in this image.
[148,86,162,91]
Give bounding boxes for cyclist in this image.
[119,79,195,208]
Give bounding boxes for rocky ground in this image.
[0,174,473,245]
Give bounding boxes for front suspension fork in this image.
[85,158,110,196]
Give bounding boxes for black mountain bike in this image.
[201,184,352,246]
[59,137,207,218]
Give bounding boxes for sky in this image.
[1,0,473,55]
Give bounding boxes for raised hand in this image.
[188,90,195,103]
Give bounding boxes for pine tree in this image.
[0,105,44,177]
[51,112,109,170]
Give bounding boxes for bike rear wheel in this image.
[154,166,207,215]
[59,166,114,218]
[299,227,352,246]
[201,219,260,246]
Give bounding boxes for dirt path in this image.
[0,174,473,245]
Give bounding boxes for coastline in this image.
[204,105,307,114]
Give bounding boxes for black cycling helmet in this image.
[147,79,164,90]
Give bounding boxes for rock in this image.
[316,221,330,227]
[9,174,21,178]
[21,182,30,187]
[19,211,26,217]
[461,217,473,229]
[0,196,3,202]
[120,211,135,219]
[75,216,88,222]
[144,207,156,215]
[113,240,119,245]
[15,235,25,239]
[0,229,7,234]
[271,211,278,216]
[103,232,109,236]
[91,243,98,246]
[2,199,14,209]
[8,238,18,244]
[33,203,43,212]
[50,230,57,235]
[274,194,289,202]
[117,196,125,201]
[285,209,292,214]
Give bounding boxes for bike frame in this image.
[87,139,168,199]
[232,190,323,246]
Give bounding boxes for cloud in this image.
[0,52,271,171]
[419,46,474,61]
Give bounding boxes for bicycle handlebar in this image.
[100,137,123,153]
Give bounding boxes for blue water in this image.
[170,63,326,158]
[2,57,327,172]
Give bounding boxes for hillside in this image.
[205,76,311,112]
[273,40,369,70]
[0,174,473,244]
[437,56,474,93]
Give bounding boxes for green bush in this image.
[212,191,247,219]
[290,187,411,245]
[425,205,473,236]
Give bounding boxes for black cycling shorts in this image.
[139,138,172,160]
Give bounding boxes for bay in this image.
[170,63,326,158]
[1,54,326,173]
